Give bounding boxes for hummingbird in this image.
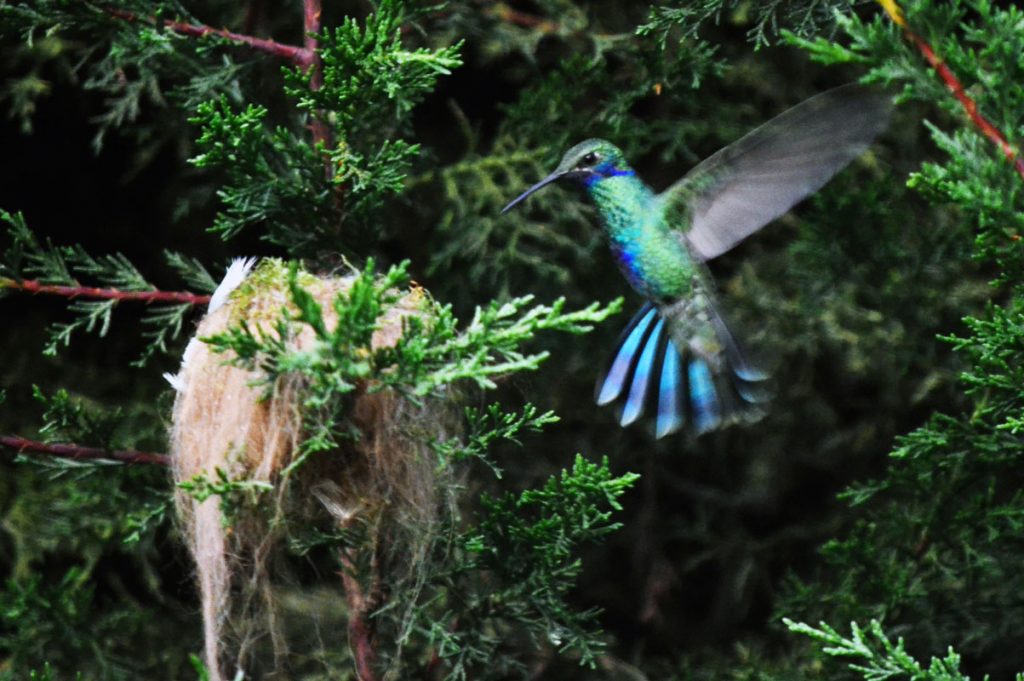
[502,85,892,437]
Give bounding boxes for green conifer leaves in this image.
[0,210,213,365]
[777,2,1024,679]
[284,0,462,134]
[786,619,978,681]
[428,455,639,676]
[188,98,334,251]
[185,0,463,254]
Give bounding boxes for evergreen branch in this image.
[1,213,210,360]
[339,543,381,681]
[784,618,981,681]
[876,0,1024,181]
[303,0,322,53]
[0,435,170,466]
[302,0,336,187]
[332,505,382,681]
[443,455,639,671]
[44,299,116,355]
[176,468,274,527]
[432,403,559,478]
[164,251,217,293]
[133,302,197,367]
[104,7,313,66]
[1,277,212,305]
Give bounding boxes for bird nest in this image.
[168,259,456,680]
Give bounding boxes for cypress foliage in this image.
[779,2,1024,679]
[1,0,1022,679]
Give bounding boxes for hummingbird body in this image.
[502,85,892,437]
[593,179,694,302]
[584,167,721,362]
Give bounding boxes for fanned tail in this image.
[595,303,767,437]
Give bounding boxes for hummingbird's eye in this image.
[581,151,600,166]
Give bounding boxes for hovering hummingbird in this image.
[502,85,892,437]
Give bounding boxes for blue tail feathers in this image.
[595,303,767,437]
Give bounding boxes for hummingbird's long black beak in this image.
[500,170,566,214]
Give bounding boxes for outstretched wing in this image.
[660,84,892,261]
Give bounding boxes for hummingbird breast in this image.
[588,174,695,302]
[608,224,694,302]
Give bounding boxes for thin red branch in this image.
[877,0,1024,181]
[339,547,380,681]
[105,7,313,67]
[1,435,170,466]
[303,0,322,59]
[108,3,341,195]
[302,0,333,160]
[486,3,560,33]
[905,32,1024,180]
[425,651,442,678]
[299,0,344,214]
[3,278,211,306]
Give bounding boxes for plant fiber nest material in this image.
[168,260,455,680]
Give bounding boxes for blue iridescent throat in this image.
[584,160,635,187]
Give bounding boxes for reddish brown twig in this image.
[2,278,212,306]
[302,0,336,183]
[303,0,323,78]
[1,435,170,466]
[486,3,560,33]
[877,0,1024,181]
[425,650,442,678]
[107,2,342,197]
[105,7,313,67]
[338,546,380,681]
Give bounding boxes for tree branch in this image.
[2,277,212,306]
[302,0,334,175]
[486,3,561,33]
[877,0,1024,181]
[339,545,380,681]
[0,435,170,466]
[105,7,313,67]
[108,2,343,207]
[335,510,381,681]
[303,0,323,76]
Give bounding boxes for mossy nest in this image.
[168,259,458,680]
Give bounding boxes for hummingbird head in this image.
[501,139,633,214]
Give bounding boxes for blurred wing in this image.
[660,84,892,261]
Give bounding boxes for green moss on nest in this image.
[226,258,339,325]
